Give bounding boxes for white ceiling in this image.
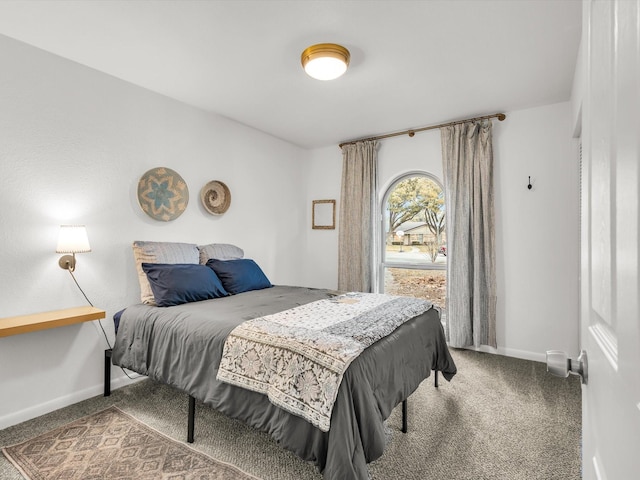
[0,0,581,149]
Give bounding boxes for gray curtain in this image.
[440,122,497,348]
[338,140,378,292]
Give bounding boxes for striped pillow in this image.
[132,241,199,305]
[198,243,244,264]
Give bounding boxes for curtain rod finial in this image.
[497,113,506,121]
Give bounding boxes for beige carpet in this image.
[2,406,260,480]
[0,349,581,480]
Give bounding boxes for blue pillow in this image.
[206,258,272,295]
[141,263,228,307]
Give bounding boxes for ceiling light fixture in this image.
[301,43,350,81]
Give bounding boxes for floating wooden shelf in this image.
[0,306,106,338]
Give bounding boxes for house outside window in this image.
[380,172,447,312]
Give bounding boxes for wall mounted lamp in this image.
[56,225,91,272]
[301,43,350,81]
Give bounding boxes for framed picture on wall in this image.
[312,200,336,230]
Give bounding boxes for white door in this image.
[580,1,640,478]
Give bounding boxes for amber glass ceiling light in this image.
[301,43,350,81]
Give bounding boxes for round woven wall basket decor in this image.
[137,167,189,221]
[200,180,231,215]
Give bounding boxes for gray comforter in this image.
[111,286,457,479]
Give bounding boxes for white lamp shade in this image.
[56,225,91,253]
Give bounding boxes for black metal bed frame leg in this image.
[105,350,197,443]
[401,399,408,433]
[401,369,439,434]
[187,395,196,443]
[104,349,112,397]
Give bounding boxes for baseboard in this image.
[0,372,145,430]
[500,347,546,363]
[461,345,546,364]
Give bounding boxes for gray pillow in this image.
[132,241,199,305]
[198,243,244,264]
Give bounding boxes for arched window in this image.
[380,172,446,310]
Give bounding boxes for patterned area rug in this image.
[2,406,260,480]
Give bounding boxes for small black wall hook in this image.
[527,176,532,190]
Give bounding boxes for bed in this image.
[108,241,457,480]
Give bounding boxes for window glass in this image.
[381,174,446,309]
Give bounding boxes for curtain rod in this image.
[338,112,506,148]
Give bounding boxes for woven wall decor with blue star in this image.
[137,167,189,221]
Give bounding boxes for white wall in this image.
[303,102,580,362]
[0,35,309,428]
[495,102,579,360]
[303,146,342,289]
